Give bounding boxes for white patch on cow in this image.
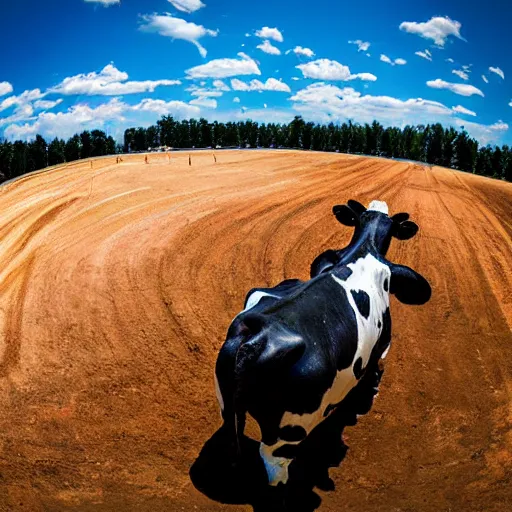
[381,344,390,359]
[368,200,388,214]
[244,290,278,311]
[259,441,297,486]
[279,254,390,438]
[214,373,224,412]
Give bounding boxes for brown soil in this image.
[0,150,510,511]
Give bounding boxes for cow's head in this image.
[316,199,431,305]
[332,199,419,255]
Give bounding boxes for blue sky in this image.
[1,0,511,145]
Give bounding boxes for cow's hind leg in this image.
[260,440,300,486]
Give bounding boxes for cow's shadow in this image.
[190,363,383,511]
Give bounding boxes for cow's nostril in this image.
[235,322,250,336]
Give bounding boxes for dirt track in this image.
[0,150,510,511]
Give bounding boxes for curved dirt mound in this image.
[0,151,510,511]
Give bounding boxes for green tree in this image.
[48,138,66,166]
[288,116,305,148]
[491,146,503,178]
[91,130,108,157]
[65,134,81,161]
[11,140,28,178]
[0,140,13,180]
[80,131,92,159]
[28,135,48,171]
[124,128,136,153]
[146,125,160,148]
[133,127,148,152]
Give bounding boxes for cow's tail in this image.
[232,314,305,457]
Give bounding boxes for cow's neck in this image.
[336,214,393,267]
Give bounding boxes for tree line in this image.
[1,116,511,182]
[126,116,511,180]
[0,130,119,182]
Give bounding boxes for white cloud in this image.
[446,58,454,63]
[290,82,453,124]
[0,104,35,127]
[4,98,126,140]
[34,99,63,110]
[189,97,217,108]
[348,40,370,52]
[84,0,120,5]
[0,82,13,97]
[0,88,44,113]
[355,73,378,81]
[452,105,476,116]
[255,27,283,43]
[245,33,250,37]
[5,97,203,141]
[366,53,371,57]
[186,53,260,78]
[482,75,489,84]
[296,59,376,81]
[489,66,505,80]
[256,40,281,55]
[292,46,315,58]
[132,98,200,118]
[455,119,508,145]
[452,69,469,80]
[50,64,180,96]
[288,82,505,144]
[139,13,218,58]
[462,64,472,72]
[213,79,230,91]
[415,49,432,61]
[509,100,512,107]
[427,79,484,97]
[233,97,240,103]
[264,103,267,108]
[186,85,223,97]
[167,0,205,13]
[399,16,463,47]
[231,77,291,92]
[380,54,406,66]
[291,77,300,81]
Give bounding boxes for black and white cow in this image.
[214,199,431,486]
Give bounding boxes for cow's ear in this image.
[389,263,431,305]
[391,212,409,224]
[332,205,357,226]
[393,220,419,240]
[347,200,367,216]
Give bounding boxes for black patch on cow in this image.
[350,290,370,319]
[353,357,364,379]
[273,444,299,459]
[279,425,307,442]
[383,278,389,292]
[334,266,353,281]
[378,320,381,328]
